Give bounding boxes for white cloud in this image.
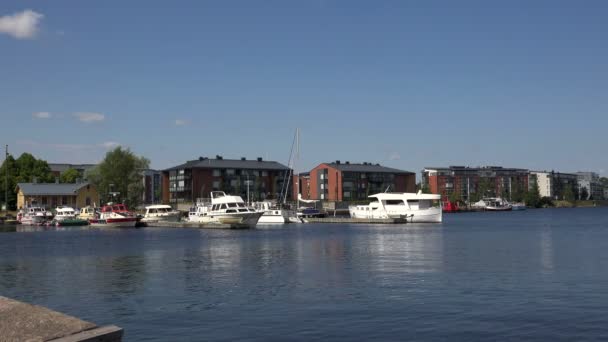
[100,141,120,149]
[0,10,43,39]
[32,111,51,119]
[388,152,401,161]
[74,112,105,123]
[175,119,188,126]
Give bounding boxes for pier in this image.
[0,296,123,341]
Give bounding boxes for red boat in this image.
[89,203,138,228]
[442,201,459,213]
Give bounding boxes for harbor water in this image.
[1,207,608,341]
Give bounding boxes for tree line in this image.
[1,147,148,210]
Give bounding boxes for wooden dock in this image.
[0,296,123,341]
[305,217,408,224]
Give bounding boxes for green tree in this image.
[524,180,541,208]
[87,147,149,208]
[60,168,81,183]
[448,190,461,204]
[0,153,55,209]
[563,186,575,202]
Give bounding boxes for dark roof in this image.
[164,158,290,172]
[324,162,414,174]
[17,182,92,196]
[49,163,96,173]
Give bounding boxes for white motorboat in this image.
[511,202,527,211]
[254,201,300,224]
[54,206,77,222]
[472,197,512,211]
[349,191,443,223]
[189,191,263,227]
[89,203,138,228]
[142,204,181,223]
[18,205,50,225]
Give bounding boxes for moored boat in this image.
[189,191,263,228]
[349,191,443,223]
[54,206,77,222]
[18,205,51,225]
[254,201,300,224]
[89,203,138,228]
[141,204,181,223]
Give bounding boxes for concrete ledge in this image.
[0,296,122,342]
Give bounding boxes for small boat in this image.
[511,202,527,211]
[18,205,51,225]
[54,206,77,222]
[77,206,98,221]
[296,194,326,219]
[54,218,89,227]
[189,191,263,228]
[349,191,443,223]
[89,203,138,228]
[141,204,181,223]
[254,201,300,224]
[483,198,513,211]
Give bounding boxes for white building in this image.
[576,172,603,200]
[530,171,578,200]
[530,171,553,198]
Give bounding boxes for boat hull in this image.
[141,213,181,223]
[349,208,443,223]
[89,218,138,228]
[215,212,264,227]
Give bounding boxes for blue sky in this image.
[1,1,607,176]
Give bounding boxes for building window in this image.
[230,180,237,186]
[213,169,221,177]
[226,169,235,175]
[262,171,268,177]
[212,181,220,189]
[179,169,184,175]
[253,171,259,176]
[86,197,91,206]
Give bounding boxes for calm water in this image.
[1,208,608,341]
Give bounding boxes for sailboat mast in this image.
[4,145,8,213]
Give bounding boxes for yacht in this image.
[89,203,138,228]
[254,201,300,224]
[142,204,181,223]
[54,206,77,222]
[349,191,443,223]
[188,191,263,227]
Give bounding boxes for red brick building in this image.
[294,161,416,201]
[422,166,529,202]
[162,156,291,205]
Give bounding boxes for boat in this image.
[511,202,527,211]
[88,203,138,228]
[254,201,300,224]
[53,218,89,227]
[77,206,98,220]
[482,197,512,211]
[349,191,443,223]
[188,191,263,228]
[54,206,77,222]
[296,194,326,219]
[141,204,181,223]
[18,205,52,225]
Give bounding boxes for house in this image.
[16,182,100,209]
[530,171,578,200]
[295,161,416,201]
